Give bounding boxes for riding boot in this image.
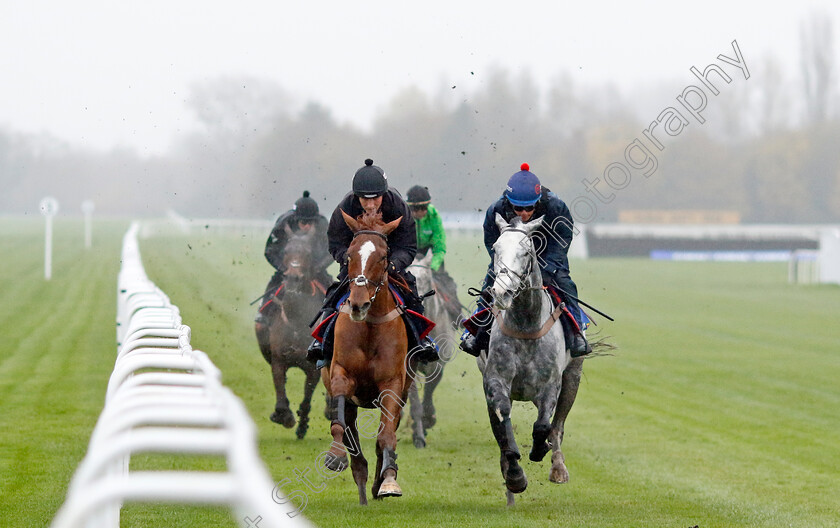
[459,288,494,357]
[306,280,345,364]
[404,313,439,363]
[560,313,591,358]
[460,326,490,357]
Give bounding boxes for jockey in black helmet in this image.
[460,163,592,358]
[306,159,439,367]
[255,190,331,328]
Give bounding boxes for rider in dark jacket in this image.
[460,163,591,357]
[307,159,439,366]
[255,191,331,326]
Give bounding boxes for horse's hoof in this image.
[549,466,570,484]
[549,451,569,483]
[529,441,551,462]
[422,411,436,430]
[412,433,426,449]
[270,409,295,428]
[376,478,402,498]
[504,464,528,494]
[295,423,308,440]
[324,453,348,473]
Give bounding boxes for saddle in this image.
[311,281,435,345]
[461,286,589,338]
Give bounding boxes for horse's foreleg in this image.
[421,360,443,429]
[373,385,404,498]
[550,358,583,483]
[529,383,563,463]
[326,365,355,471]
[485,377,527,494]
[407,378,425,448]
[270,360,295,428]
[296,367,320,439]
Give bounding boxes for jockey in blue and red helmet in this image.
[460,163,591,357]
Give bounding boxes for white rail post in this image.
[40,196,59,280]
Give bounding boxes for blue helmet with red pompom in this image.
[504,163,542,206]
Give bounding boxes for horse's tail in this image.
[584,332,618,358]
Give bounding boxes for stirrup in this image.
[459,334,481,357]
[306,339,324,363]
[415,339,439,363]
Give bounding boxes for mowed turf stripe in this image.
[0,220,123,526]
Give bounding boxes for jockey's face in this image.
[514,207,535,223]
[298,220,314,232]
[410,204,428,220]
[359,196,383,215]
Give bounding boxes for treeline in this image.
[3,31,839,223]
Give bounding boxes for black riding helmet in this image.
[406,185,431,206]
[294,190,319,220]
[352,159,388,198]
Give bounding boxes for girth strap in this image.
[491,304,564,340]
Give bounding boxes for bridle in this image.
[495,228,537,293]
[349,230,389,304]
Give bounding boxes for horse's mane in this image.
[355,211,386,231]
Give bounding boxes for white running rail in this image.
[51,222,306,528]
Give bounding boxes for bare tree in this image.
[800,11,836,123]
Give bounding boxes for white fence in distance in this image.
[51,222,307,528]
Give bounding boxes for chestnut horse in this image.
[321,211,414,504]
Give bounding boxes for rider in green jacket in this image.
[406,185,462,323]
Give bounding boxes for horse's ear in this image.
[495,212,509,232]
[381,216,402,236]
[420,251,433,266]
[341,209,360,233]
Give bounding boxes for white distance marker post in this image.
[39,197,59,280]
[81,200,95,249]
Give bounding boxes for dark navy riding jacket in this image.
[265,209,330,271]
[483,187,575,280]
[328,189,417,275]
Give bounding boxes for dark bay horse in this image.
[255,229,328,439]
[479,213,584,506]
[321,211,414,504]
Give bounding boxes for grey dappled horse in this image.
[477,213,584,506]
[405,251,455,448]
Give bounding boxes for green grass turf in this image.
[2,220,839,527]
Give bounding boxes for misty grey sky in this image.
[2,0,838,155]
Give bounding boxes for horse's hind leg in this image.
[408,379,426,448]
[550,358,583,483]
[296,367,320,439]
[343,404,369,505]
[270,360,295,428]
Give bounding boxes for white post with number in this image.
[82,200,95,249]
[40,197,59,280]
